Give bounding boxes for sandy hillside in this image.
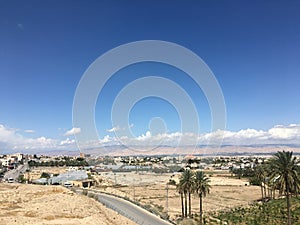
[0,183,137,225]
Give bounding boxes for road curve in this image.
[4,163,28,182]
[95,192,173,225]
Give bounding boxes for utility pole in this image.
[166,183,169,215]
[133,179,135,201]
[27,170,30,184]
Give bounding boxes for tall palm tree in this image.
[179,169,194,217]
[178,177,188,217]
[194,171,211,225]
[176,182,185,218]
[255,165,266,200]
[269,151,300,225]
[264,163,275,199]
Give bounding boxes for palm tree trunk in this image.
[180,192,184,218]
[199,193,203,225]
[264,183,267,201]
[184,192,188,218]
[284,174,291,225]
[260,184,264,200]
[287,191,291,225]
[188,192,191,217]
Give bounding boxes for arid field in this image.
[0,170,262,224]
[99,171,262,221]
[0,183,137,225]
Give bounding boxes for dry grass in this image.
[43,214,85,220]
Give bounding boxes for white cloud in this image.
[24,129,35,133]
[99,135,114,143]
[1,123,300,154]
[0,124,57,152]
[268,124,300,139]
[0,124,17,141]
[64,127,81,136]
[197,124,300,145]
[60,138,76,145]
[106,124,134,133]
[136,131,152,141]
[97,124,300,147]
[106,126,121,133]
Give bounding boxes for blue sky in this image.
[0,1,300,152]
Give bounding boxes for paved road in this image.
[93,192,173,225]
[4,162,28,182]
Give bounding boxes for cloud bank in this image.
[94,124,300,147]
[0,124,300,153]
[0,124,58,152]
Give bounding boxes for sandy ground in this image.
[115,183,261,220]
[99,172,261,221]
[0,171,261,224]
[0,183,137,225]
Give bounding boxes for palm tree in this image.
[176,182,185,218]
[255,165,266,200]
[194,171,211,225]
[179,169,194,217]
[264,163,276,199]
[269,151,300,225]
[178,177,188,217]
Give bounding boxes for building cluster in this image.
[1,152,282,188]
[211,156,268,170]
[0,153,24,170]
[88,154,271,173]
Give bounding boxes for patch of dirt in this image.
[0,183,138,225]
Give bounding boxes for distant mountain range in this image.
[25,144,300,157]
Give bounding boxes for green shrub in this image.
[209,197,300,225]
[40,172,51,179]
[249,176,261,186]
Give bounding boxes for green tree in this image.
[194,171,211,225]
[40,172,51,179]
[179,169,194,217]
[17,174,26,183]
[255,165,267,200]
[176,181,185,218]
[269,151,300,225]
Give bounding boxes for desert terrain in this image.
[0,170,262,224]
[99,171,262,220]
[0,183,137,225]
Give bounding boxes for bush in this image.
[168,179,176,186]
[249,176,261,186]
[209,197,300,225]
[40,172,51,179]
[17,174,26,183]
